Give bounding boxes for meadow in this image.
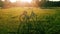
[0,7,60,34]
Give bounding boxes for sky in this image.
[49,0,60,1]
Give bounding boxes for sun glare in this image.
[1,0,5,1]
[20,0,32,3]
[9,0,17,3]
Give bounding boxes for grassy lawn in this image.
[0,7,60,34]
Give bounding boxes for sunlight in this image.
[1,0,5,1]
[20,0,32,3]
[9,0,17,3]
[39,0,41,1]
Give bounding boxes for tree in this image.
[39,0,47,7]
[40,0,60,7]
[0,0,4,8]
[3,0,11,8]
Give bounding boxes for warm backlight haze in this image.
[20,0,32,3]
[9,0,17,3]
[9,0,32,3]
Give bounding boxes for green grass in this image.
[0,7,60,34]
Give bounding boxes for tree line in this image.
[0,0,60,8]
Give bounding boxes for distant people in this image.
[19,11,28,21]
[20,11,27,17]
[19,10,37,22]
[30,11,36,18]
